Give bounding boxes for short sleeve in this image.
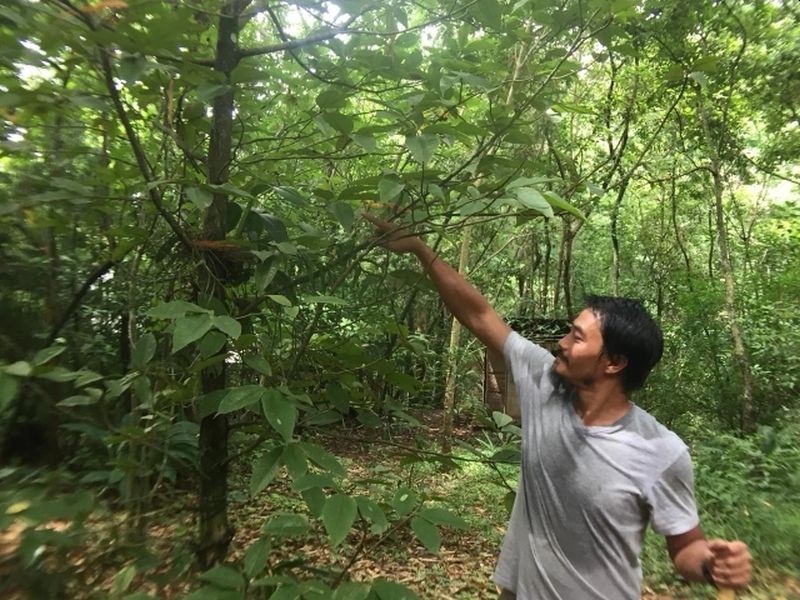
[503,331,555,386]
[647,449,700,536]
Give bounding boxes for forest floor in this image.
[4,411,799,599]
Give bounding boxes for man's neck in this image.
[574,384,631,426]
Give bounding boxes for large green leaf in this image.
[243,537,271,577]
[261,388,296,442]
[186,186,213,210]
[131,333,157,369]
[355,496,389,534]
[199,565,245,590]
[0,373,19,413]
[410,516,441,553]
[262,513,308,538]
[322,494,357,547]
[512,187,554,217]
[418,507,468,529]
[213,316,241,339]
[280,443,308,480]
[405,134,438,164]
[218,386,264,415]
[32,345,66,367]
[378,178,405,202]
[332,582,370,600]
[543,191,585,220]
[250,447,283,495]
[298,442,345,476]
[371,579,419,600]
[391,487,417,516]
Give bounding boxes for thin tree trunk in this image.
[197,0,248,569]
[699,100,756,433]
[610,177,630,295]
[441,226,471,453]
[541,221,551,315]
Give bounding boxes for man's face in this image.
[553,309,609,386]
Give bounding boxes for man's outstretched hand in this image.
[707,539,752,589]
[363,214,424,254]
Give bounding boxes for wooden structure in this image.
[484,318,569,420]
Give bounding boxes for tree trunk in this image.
[440,226,471,453]
[699,100,756,433]
[609,177,630,295]
[196,0,247,569]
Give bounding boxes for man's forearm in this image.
[673,539,711,583]
[411,242,509,352]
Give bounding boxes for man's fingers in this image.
[709,540,752,590]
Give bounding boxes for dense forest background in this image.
[1,0,798,598]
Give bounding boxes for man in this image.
[366,215,751,599]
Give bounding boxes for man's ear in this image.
[604,353,628,375]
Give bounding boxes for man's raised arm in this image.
[366,215,511,355]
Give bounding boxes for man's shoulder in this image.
[626,405,688,458]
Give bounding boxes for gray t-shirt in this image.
[493,332,699,599]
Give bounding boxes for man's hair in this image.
[585,295,663,392]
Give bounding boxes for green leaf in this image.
[267,295,292,307]
[332,582,370,600]
[391,487,417,516]
[244,355,271,376]
[321,111,354,134]
[172,314,214,353]
[322,494,357,548]
[273,187,307,206]
[689,71,709,87]
[330,202,355,229]
[250,447,283,495]
[32,345,66,367]
[405,134,439,164]
[218,385,264,415]
[57,395,98,407]
[112,565,137,595]
[281,444,307,480]
[350,133,377,152]
[262,513,308,538]
[371,579,419,600]
[1,361,31,377]
[186,187,213,210]
[693,55,720,73]
[148,300,208,319]
[299,442,345,476]
[513,187,554,217]
[261,388,296,442]
[184,586,241,600]
[355,496,389,534]
[543,191,585,220]
[492,411,513,428]
[118,54,149,84]
[199,331,227,358]
[199,565,245,590]
[131,333,157,369]
[292,473,336,492]
[410,516,441,553]
[378,178,405,202]
[213,316,241,340]
[268,586,301,600]
[418,507,468,529]
[0,374,19,413]
[243,537,271,577]
[302,487,326,518]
